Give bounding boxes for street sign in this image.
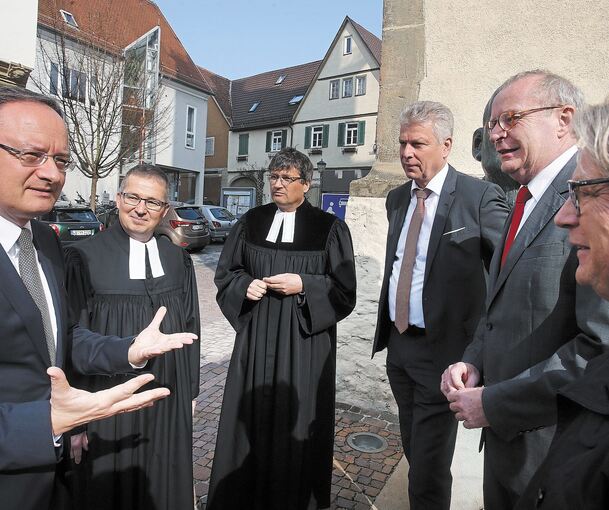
[321,193,349,220]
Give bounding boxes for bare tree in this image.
[239,165,268,206]
[33,13,170,211]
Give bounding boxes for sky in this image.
[153,0,382,80]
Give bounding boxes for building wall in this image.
[0,0,38,69]
[419,0,609,176]
[204,98,229,171]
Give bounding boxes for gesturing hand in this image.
[263,273,303,296]
[49,367,170,436]
[127,306,197,366]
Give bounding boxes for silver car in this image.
[198,205,237,242]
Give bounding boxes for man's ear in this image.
[443,137,453,158]
[557,105,576,138]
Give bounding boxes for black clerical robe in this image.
[63,224,200,510]
[207,200,356,510]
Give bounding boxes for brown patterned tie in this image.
[395,188,431,334]
[18,228,56,365]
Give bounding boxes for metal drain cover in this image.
[346,432,388,453]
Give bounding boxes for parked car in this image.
[198,205,237,242]
[156,205,210,252]
[39,206,104,245]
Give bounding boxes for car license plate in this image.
[192,225,203,231]
[71,229,93,236]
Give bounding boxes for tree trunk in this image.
[90,172,98,213]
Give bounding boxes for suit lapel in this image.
[424,166,457,282]
[488,155,575,304]
[0,242,52,366]
[385,182,412,273]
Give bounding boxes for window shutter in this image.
[322,124,329,148]
[337,123,345,147]
[281,129,288,149]
[357,121,366,145]
[239,133,249,155]
[265,131,272,152]
[304,127,311,149]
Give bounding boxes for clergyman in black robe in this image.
[63,165,201,510]
[207,148,357,510]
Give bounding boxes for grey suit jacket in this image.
[462,153,609,490]
[372,166,509,370]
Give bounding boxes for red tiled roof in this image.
[38,0,211,93]
[197,66,232,121]
[230,60,321,131]
[348,17,382,65]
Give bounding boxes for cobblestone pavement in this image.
[191,245,403,509]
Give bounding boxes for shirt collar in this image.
[411,163,449,197]
[0,214,31,255]
[526,145,578,201]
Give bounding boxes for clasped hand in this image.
[440,361,489,429]
[246,273,303,301]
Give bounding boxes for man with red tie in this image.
[371,101,509,510]
[441,70,609,510]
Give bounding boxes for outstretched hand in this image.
[49,367,170,436]
[127,306,197,366]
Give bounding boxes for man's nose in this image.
[555,197,578,229]
[134,200,148,214]
[489,125,505,145]
[35,158,65,182]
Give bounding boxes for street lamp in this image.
[317,158,327,172]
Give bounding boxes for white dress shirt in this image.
[516,145,578,236]
[0,215,58,345]
[388,164,449,328]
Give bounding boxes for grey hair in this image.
[119,164,170,201]
[268,147,314,183]
[0,86,64,118]
[399,101,454,143]
[496,69,584,110]
[574,99,609,178]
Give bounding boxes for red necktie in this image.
[501,186,532,268]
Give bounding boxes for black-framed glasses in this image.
[268,174,304,186]
[0,143,74,172]
[119,192,167,212]
[486,105,564,132]
[567,177,609,215]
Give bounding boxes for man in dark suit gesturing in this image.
[0,87,197,510]
[372,101,509,510]
[442,71,609,509]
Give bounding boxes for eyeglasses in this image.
[120,192,167,212]
[486,105,564,132]
[567,177,609,216]
[268,174,304,186]
[0,143,74,172]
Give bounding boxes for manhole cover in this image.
[346,432,388,453]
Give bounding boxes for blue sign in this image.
[321,193,349,220]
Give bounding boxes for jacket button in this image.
[536,488,545,507]
[486,322,493,330]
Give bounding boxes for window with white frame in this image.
[60,9,78,28]
[329,80,340,100]
[205,136,215,156]
[186,105,196,148]
[345,122,359,146]
[342,77,353,98]
[344,36,352,55]
[271,130,283,152]
[355,75,367,96]
[50,63,88,103]
[311,126,324,149]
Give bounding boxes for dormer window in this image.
[288,95,304,105]
[60,9,78,28]
[343,36,352,55]
[275,75,286,85]
[248,102,260,113]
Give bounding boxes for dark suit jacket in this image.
[462,154,609,493]
[0,220,134,510]
[372,166,509,370]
